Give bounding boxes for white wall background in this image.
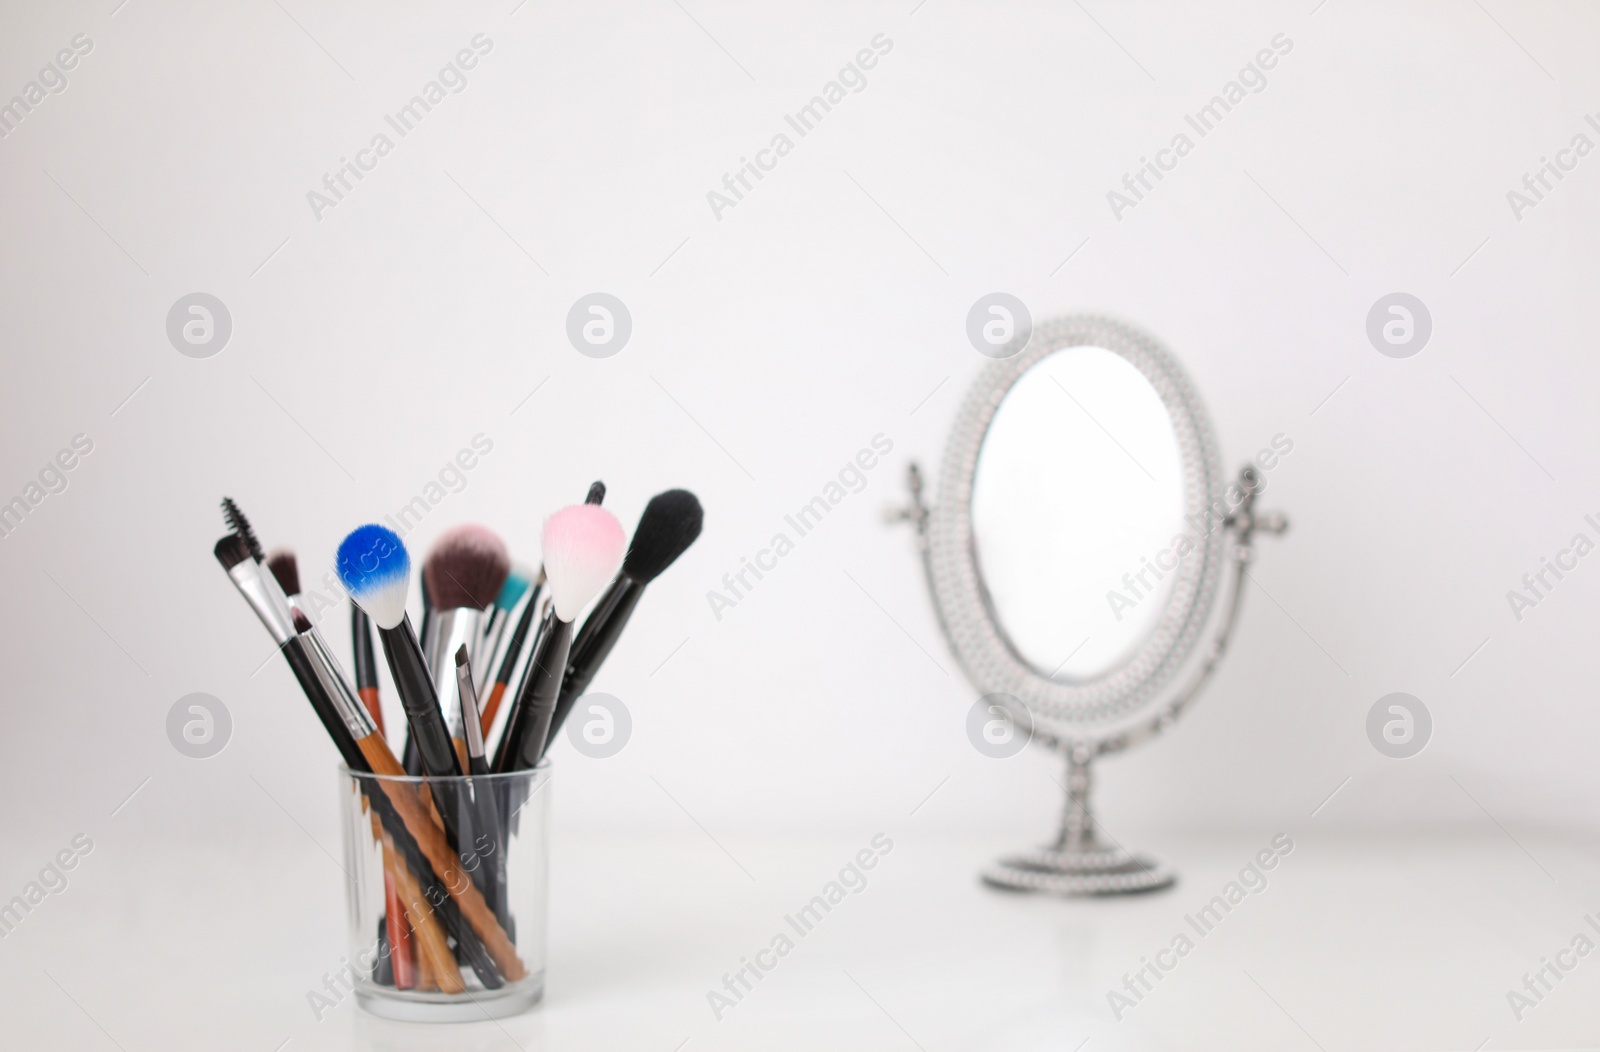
[2,0,1598,861]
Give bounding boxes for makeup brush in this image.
[290,606,522,986]
[475,564,531,688]
[215,534,470,990]
[545,489,703,753]
[351,605,385,734]
[455,645,508,924]
[221,497,264,561]
[265,549,303,619]
[336,525,463,784]
[418,572,433,670]
[422,525,510,767]
[479,569,542,739]
[478,483,601,742]
[493,505,625,773]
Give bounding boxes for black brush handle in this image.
[379,615,462,780]
[494,611,574,772]
[545,576,644,754]
[352,605,379,693]
[494,582,542,689]
[362,778,503,989]
[281,634,501,988]
[281,636,366,770]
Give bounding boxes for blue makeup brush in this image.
[336,525,462,783]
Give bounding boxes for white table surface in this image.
[3,830,1597,1051]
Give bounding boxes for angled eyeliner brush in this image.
[455,645,509,926]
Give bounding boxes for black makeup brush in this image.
[351,605,385,735]
[544,489,703,753]
[586,480,606,505]
[494,505,626,772]
[455,645,509,924]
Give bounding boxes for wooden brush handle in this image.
[480,681,507,738]
[382,828,463,993]
[357,734,528,982]
[368,811,416,989]
[359,686,385,736]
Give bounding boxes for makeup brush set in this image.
[211,487,702,1007]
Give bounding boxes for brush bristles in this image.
[422,524,510,612]
[213,533,252,571]
[543,505,625,621]
[623,489,703,582]
[586,481,606,505]
[266,549,300,596]
[336,525,412,630]
[221,497,264,561]
[292,609,313,634]
[494,565,533,612]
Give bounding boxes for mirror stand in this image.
[983,744,1176,894]
[894,462,1286,895]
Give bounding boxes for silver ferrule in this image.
[429,608,483,739]
[301,624,376,740]
[228,560,295,645]
[456,656,487,761]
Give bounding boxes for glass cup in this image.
[337,764,550,1022]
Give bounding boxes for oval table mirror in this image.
[893,314,1286,895]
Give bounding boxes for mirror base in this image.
[982,846,1175,895]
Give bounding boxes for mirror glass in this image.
[970,346,1186,682]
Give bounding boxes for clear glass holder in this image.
[338,763,549,1022]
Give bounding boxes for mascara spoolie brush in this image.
[493,504,625,773]
[545,489,703,754]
